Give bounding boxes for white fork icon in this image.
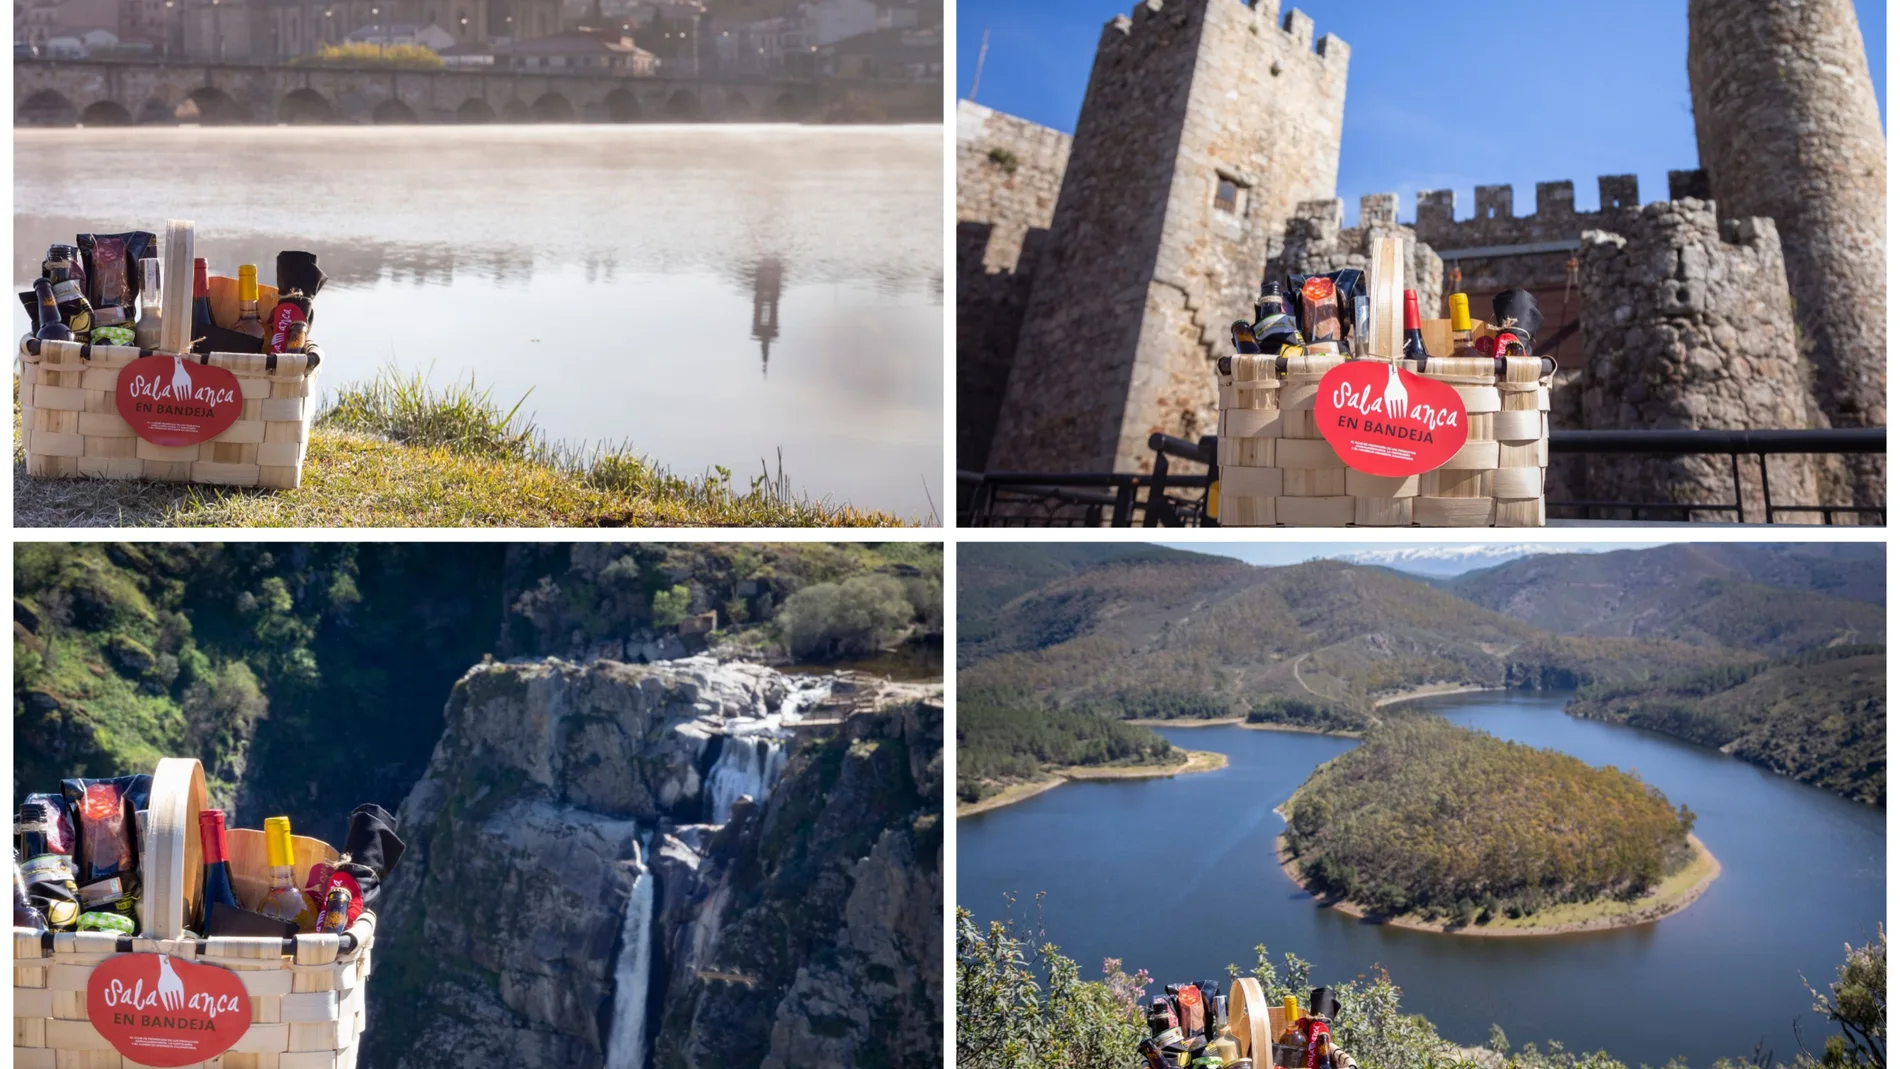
[155,954,185,1011]
[1381,362,1410,417]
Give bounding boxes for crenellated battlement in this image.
[1100,0,1347,64]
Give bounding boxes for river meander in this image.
[14,125,943,518]
[956,691,1885,1066]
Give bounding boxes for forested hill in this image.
[958,543,1884,806]
[1447,543,1885,652]
[14,543,944,844]
[1568,645,1886,805]
[959,549,1746,719]
[1283,717,1697,923]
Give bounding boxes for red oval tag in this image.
[1314,360,1470,476]
[88,953,252,1067]
[115,355,243,447]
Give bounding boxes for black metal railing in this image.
[957,427,1884,527]
[1546,428,1885,525]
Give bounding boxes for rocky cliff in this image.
[362,655,942,1069]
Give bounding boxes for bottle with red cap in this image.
[197,809,241,932]
[190,258,215,355]
[1402,289,1430,363]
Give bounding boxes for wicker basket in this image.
[18,217,322,490]
[13,758,375,1069]
[1216,336,1552,528]
[19,342,321,489]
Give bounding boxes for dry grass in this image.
[14,371,907,528]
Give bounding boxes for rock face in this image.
[1689,0,1886,510]
[1577,199,1821,521]
[362,656,942,1069]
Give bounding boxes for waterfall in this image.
[604,839,655,1069]
[704,736,789,825]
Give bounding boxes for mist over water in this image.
[957,693,1886,1067]
[14,125,944,517]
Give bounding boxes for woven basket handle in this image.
[142,757,208,939]
[1229,976,1270,1059]
[159,219,194,356]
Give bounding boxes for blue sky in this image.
[957,0,1887,225]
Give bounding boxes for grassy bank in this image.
[15,370,905,527]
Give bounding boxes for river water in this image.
[956,692,1886,1067]
[13,125,943,518]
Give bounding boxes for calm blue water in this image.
[956,692,1886,1067]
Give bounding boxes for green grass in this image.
[15,368,909,527]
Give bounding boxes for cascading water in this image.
[705,736,788,825]
[603,836,655,1069]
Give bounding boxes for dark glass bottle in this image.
[33,280,73,343]
[191,258,216,355]
[1402,289,1429,361]
[197,809,241,931]
[1254,280,1287,324]
[1230,319,1260,355]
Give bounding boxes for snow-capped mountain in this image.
[1332,544,1598,577]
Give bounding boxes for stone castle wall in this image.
[1266,193,1442,327]
[989,0,1348,474]
[1576,199,1821,521]
[1689,0,1886,510]
[955,101,1072,471]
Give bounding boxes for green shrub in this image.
[651,585,691,630]
[776,575,912,660]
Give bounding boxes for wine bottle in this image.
[197,809,241,931]
[1255,280,1287,325]
[1280,994,1303,1043]
[190,258,215,355]
[33,280,73,343]
[1448,293,1475,353]
[1402,289,1429,362]
[258,816,315,930]
[134,259,163,349]
[235,264,267,344]
[51,278,94,339]
[14,856,49,933]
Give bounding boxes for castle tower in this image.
[1688,0,1886,509]
[1577,199,1820,522]
[986,0,1348,474]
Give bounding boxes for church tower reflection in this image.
[750,257,783,378]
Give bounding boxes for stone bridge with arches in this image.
[16,58,938,125]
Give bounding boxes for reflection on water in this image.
[14,125,944,518]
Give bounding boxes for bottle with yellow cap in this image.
[258,816,316,929]
[1448,292,1476,354]
[235,264,268,344]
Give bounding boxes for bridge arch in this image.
[718,91,750,120]
[181,87,247,124]
[604,86,640,122]
[663,88,700,119]
[530,92,572,122]
[79,100,133,126]
[773,91,804,120]
[500,98,531,122]
[279,88,333,124]
[137,95,178,124]
[372,98,417,123]
[19,89,78,126]
[456,98,496,123]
